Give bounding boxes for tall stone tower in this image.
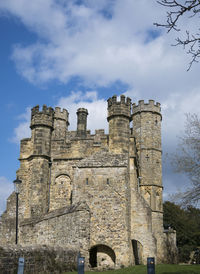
[107,95,131,153]
[29,105,54,217]
[0,94,174,270]
[132,100,163,236]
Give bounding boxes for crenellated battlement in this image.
[31,105,54,117]
[132,100,161,116]
[107,95,131,107]
[30,105,54,129]
[76,108,88,114]
[107,95,131,121]
[54,107,69,123]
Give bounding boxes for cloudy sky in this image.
[0,0,199,215]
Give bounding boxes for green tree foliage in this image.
[163,201,200,262]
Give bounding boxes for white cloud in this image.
[162,90,200,148]
[0,0,199,100]
[11,107,31,144]
[2,0,200,198]
[0,177,13,216]
[0,0,184,87]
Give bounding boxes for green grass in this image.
[64,264,200,274]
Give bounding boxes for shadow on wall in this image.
[89,244,116,269]
[132,239,143,265]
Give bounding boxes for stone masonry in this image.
[0,95,174,269]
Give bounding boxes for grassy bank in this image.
[64,264,200,274]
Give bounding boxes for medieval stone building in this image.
[0,95,171,269]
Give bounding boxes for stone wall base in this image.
[0,245,78,274]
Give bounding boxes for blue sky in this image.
[0,0,200,214]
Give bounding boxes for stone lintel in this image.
[151,209,163,213]
[53,157,83,161]
[107,113,132,122]
[21,138,31,142]
[140,184,163,188]
[76,165,127,169]
[19,154,51,161]
[138,147,162,153]
[30,123,54,130]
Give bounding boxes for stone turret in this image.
[30,105,54,156]
[76,108,88,138]
[53,107,69,140]
[29,105,54,217]
[132,100,163,241]
[107,95,131,153]
[132,99,161,117]
[132,100,162,206]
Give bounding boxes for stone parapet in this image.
[30,105,54,129]
[53,107,69,140]
[107,95,131,121]
[132,100,161,117]
[54,107,69,123]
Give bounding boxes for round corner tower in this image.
[107,95,131,154]
[132,100,163,235]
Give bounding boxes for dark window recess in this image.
[145,154,149,161]
[89,246,98,267]
[86,178,88,185]
[107,178,110,185]
[70,191,73,205]
[132,240,140,265]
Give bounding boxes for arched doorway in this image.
[132,239,143,265]
[89,244,116,269]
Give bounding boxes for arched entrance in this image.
[132,239,143,265]
[89,244,116,269]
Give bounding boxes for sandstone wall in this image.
[0,97,169,269]
[19,203,90,253]
[0,193,16,246]
[0,245,78,274]
[73,152,131,268]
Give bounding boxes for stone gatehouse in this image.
[0,95,170,269]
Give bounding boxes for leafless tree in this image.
[154,0,200,70]
[171,113,200,205]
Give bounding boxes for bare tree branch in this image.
[154,0,200,69]
[171,114,200,206]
